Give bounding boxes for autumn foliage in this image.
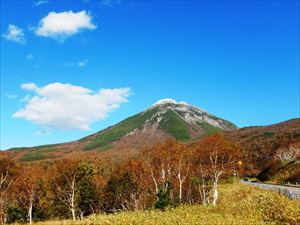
[0,134,243,224]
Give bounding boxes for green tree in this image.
[155,181,173,210]
[77,162,99,218]
[48,160,97,220]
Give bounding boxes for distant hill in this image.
[223,118,300,175]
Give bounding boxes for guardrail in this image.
[241,181,300,200]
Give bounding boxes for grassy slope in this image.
[84,108,192,150]
[198,122,222,136]
[83,103,238,150]
[19,183,300,225]
[209,115,237,130]
[84,108,159,150]
[20,148,56,162]
[159,111,190,141]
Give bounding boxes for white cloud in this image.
[21,83,39,91]
[2,24,26,44]
[13,82,131,131]
[20,94,32,102]
[35,10,96,41]
[34,0,48,6]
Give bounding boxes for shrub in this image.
[154,182,173,210]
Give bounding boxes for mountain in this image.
[6,99,237,161]
[6,99,299,178]
[82,98,236,150]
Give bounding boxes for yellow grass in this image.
[16,183,300,225]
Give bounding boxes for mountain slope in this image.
[6,99,236,161]
[83,99,236,150]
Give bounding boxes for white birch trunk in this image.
[70,178,76,221]
[28,201,33,224]
[179,181,182,202]
[177,165,188,202]
[212,179,218,206]
[71,207,76,221]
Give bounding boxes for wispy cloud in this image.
[21,82,38,91]
[35,10,96,41]
[2,24,26,44]
[33,0,48,7]
[34,129,50,136]
[62,59,88,68]
[14,82,131,131]
[5,93,18,99]
[20,94,32,103]
[101,0,122,7]
[27,54,34,60]
[78,59,88,67]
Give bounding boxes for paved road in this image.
[241,181,300,200]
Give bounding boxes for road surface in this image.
[241,181,300,200]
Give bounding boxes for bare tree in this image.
[194,134,240,205]
[192,164,211,205]
[274,143,300,162]
[141,142,173,197]
[141,139,191,202]
[171,142,190,202]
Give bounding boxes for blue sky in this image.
[1,0,299,150]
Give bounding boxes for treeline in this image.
[0,134,243,224]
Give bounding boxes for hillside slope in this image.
[224,118,300,174]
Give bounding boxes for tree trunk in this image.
[179,181,182,202]
[212,179,218,206]
[28,200,33,224]
[70,178,76,221]
[161,166,166,191]
[205,187,210,205]
[198,182,210,205]
[71,207,76,221]
[197,183,204,205]
[0,214,4,225]
[178,171,182,202]
[202,186,207,205]
[149,169,159,201]
[177,169,188,203]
